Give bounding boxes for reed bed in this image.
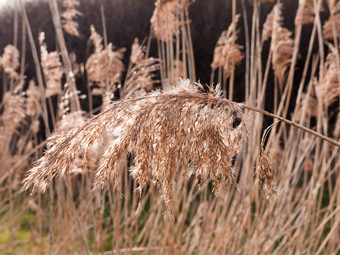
[0,0,339,254]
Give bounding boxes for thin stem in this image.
[19,15,26,80]
[20,0,50,135]
[100,4,108,47]
[240,104,340,148]
[241,0,250,102]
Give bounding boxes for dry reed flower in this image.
[1,44,20,80]
[0,91,26,135]
[61,0,83,37]
[121,38,159,99]
[26,80,41,117]
[151,0,181,41]
[22,79,248,211]
[295,0,315,26]
[39,32,63,97]
[86,44,125,92]
[255,146,277,198]
[315,44,340,107]
[263,4,293,86]
[89,25,103,53]
[86,26,125,92]
[262,9,274,42]
[130,38,143,64]
[211,15,243,78]
[323,1,340,40]
[255,124,278,198]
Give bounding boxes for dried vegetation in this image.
[0,0,339,254]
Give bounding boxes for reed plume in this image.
[22,79,248,211]
[1,44,20,80]
[121,38,159,99]
[61,0,83,37]
[323,1,340,40]
[316,43,340,107]
[39,32,63,98]
[295,0,315,26]
[255,146,277,198]
[26,80,41,118]
[0,91,26,136]
[86,25,125,95]
[150,0,181,41]
[263,3,293,87]
[211,14,243,79]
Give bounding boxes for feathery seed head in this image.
[22,79,248,211]
[255,147,277,198]
[1,44,20,80]
[26,80,41,117]
[151,0,182,41]
[211,15,243,77]
[295,0,315,26]
[316,44,340,107]
[323,2,340,40]
[263,4,293,86]
[122,38,160,99]
[61,0,83,37]
[86,30,125,92]
[39,32,64,97]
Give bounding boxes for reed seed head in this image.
[22,79,248,211]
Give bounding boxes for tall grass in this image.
[0,0,339,254]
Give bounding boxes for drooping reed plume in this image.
[1,44,20,80]
[211,14,243,82]
[86,25,125,100]
[323,1,340,40]
[121,38,159,99]
[0,91,26,137]
[150,0,181,42]
[255,146,277,198]
[151,0,196,87]
[295,0,315,26]
[60,0,83,37]
[263,3,293,87]
[26,80,41,118]
[316,44,340,107]
[22,79,248,211]
[39,32,63,98]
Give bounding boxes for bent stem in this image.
[240,104,340,148]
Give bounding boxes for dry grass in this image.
[0,0,339,254]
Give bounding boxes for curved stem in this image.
[240,103,340,148]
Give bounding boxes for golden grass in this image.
[0,0,339,254]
